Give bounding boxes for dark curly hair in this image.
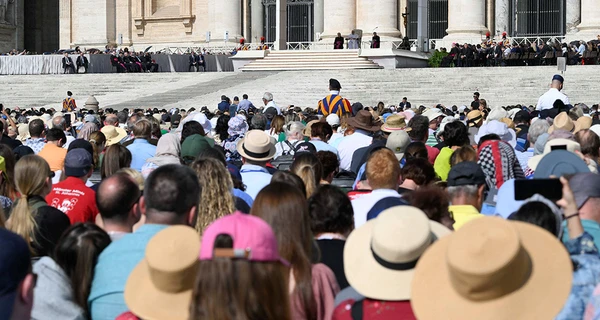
[442,121,470,147]
[316,151,339,180]
[215,115,231,141]
[401,158,437,186]
[407,115,429,142]
[308,185,354,235]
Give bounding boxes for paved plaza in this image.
[1,66,599,111]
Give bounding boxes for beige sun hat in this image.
[411,217,572,320]
[124,226,200,320]
[548,112,574,133]
[574,116,593,134]
[101,125,127,146]
[344,206,451,301]
[381,114,407,133]
[236,129,276,161]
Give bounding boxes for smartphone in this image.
[0,104,3,112]
[551,145,567,151]
[64,113,72,128]
[514,179,562,201]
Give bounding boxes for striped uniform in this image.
[318,94,352,116]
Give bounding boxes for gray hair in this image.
[548,129,575,141]
[262,92,273,102]
[285,121,306,137]
[251,114,267,131]
[447,185,480,199]
[528,119,551,145]
[117,111,128,124]
[52,116,66,129]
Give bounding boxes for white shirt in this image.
[351,189,401,228]
[516,148,534,171]
[309,139,339,157]
[536,88,570,111]
[240,164,272,199]
[274,139,300,159]
[265,100,281,115]
[337,130,373,171]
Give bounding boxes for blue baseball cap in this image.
[64,148,93,177]
[0,228,31,319]
[552,74,564,83]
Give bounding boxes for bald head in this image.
[104,114,118,126]
[96,173,141,223]
[52,116,66,130]
[575,129,600,159]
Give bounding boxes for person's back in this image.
[237,130,276,199]
[39,128,67,172]
[125,119,157,171]
[46,149,98,224]
[88,164,200,320]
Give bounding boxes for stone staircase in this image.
[239,50,383,71]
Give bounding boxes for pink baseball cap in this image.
[199,212,290,266]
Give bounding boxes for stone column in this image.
[250,0,263,42]
[441,0,488,46]
[274,0,286,50]
[495,0,509,37]
[314,0,324,37]
[574,0,600,39]
[357,0,401,38]
[59,0,72,49]
[210,0,242,42]
[321,0,355,39]
[486,0,494,36]
[115,0,132,46]
[566,0,581,34]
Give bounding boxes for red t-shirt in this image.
[426,145,440,164]
[46,177,98,224]
[333,299,416,320]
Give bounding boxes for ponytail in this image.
[7,196,38,254]
[298,166,318,198]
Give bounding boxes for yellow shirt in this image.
[38,143,67,172]
[434,147,454,181]
[449,205,482,230]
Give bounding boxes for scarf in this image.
[478,140,524,189]
[78,122,98,141]
[146,133,181,166]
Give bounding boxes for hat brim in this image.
[346,118,381,132]
[411,220,572,320]
[236,137,276,162]
[344,219,451,301]
[381,125,406,133]
[104,127,128,146]
[124,259,193,320]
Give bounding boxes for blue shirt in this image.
[557,232,600,320]
[309,139,339,157]
[218,101,230,112]
[240,164,272,199]
[126,139,157,172]
[233,188,253,208]
[24,137,46,154]
[88,224,168,320]
[238,99,254,112]
[563,219,600,251]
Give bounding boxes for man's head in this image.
[46,128,66,147]
[551,74,564,91]
[513,110,531,126]
[250,114,267,131]
[63,53,68,57]
[104,114,118,126]
[329,78,342,91]
[262,92,273,106]
[569,173,600,222]
[28,119,45,138]
[473,92,480,101]
[373,32,377,36]
[96,173,141,227]
[310,122,333,142]
[402,97,408,102]
[406,115,430,143]
[64,149,93,179]
[52,116,66,130]
[141,164,200,225]
[447,161,487,211]
[366,148,401,190]
[575,129,600,160]
[132,119,152,139]
[221,95,227,102]
[127,114,141,132]
[0,228,34,320]
[337,32,342,37]
[528,119,551,145]
[243,94,248,100]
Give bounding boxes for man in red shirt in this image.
[46,148,98,224]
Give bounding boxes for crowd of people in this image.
[437,34,600,67]
[3,75,600,319]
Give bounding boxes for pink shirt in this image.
[291,263,340,320]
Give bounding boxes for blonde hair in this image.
[290,153,322,198]
[190,159,235,235]
[7,155,51,254]
[116,168,145,192]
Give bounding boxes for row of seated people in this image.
[110,52,159,73]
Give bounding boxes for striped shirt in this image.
[318,94,352,116]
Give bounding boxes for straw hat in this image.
[381,114,407,133]
[466,110,483,127]
[344,207,451,301]
[574,116,592,133]
[236,129,276,161]
[411,217,572,320]
[100,125,127,146]
[548,112,574,133]
[124,226,200,320]
[303,120,320,137]
[346,110,382,132]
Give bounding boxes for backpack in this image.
[270,140,300,171]
[366,197,408,221]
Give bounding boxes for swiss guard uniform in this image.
[318,79,352,117]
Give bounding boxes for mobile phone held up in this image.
[514,179,562,201]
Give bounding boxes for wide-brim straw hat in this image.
[381,114,407,133]
[548,112,574,134]
[236,129,276,161]
[346,110,382,132]
[124,226,200,320]
[574,116,593,133]
[344,207,451,301]
[101,125,127,146]
[411,217,572,320]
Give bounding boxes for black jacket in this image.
[76,56,88,66]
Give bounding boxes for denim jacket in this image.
[557,232,600,320]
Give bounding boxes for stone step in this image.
[240,65,383,71]
[239,49,380,72]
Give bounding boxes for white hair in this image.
[262,92,273,102]
[528,119,550,145]
[285,121,305,138]
[447,185,480,199]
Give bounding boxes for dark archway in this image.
[24,0,59,53]
[264,0,314,43]
[407,0,448,40]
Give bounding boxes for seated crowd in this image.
[4,77,600,320]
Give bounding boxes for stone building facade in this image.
[1,0,600,53]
